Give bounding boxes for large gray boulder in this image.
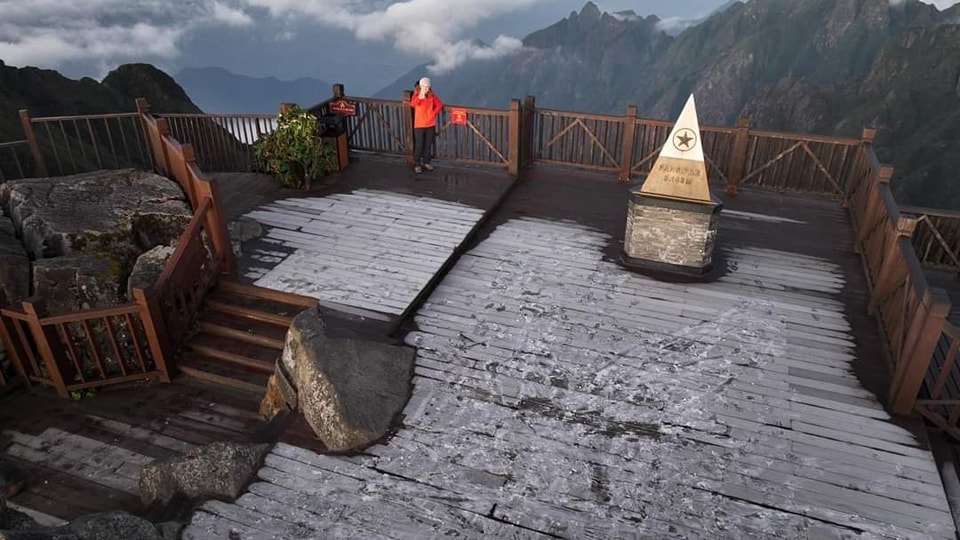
[0,169,192,316]
[65,512,161,540]
[0,170,191,260]
[270,308,415,452]
[227,217,262,257]
[32,256,123,315]
[0,508,162,540]
[139,442,270,505]
[126,245,175,299]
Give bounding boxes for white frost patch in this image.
[185,217,954,539]
[244,189,485,315]
[724,209,807,224]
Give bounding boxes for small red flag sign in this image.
[329,99,357,116]
[451,108,468,125]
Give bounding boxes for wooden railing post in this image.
[18,109,47,177]
[726,117,751,196]
[21,299,71,398]
[402,90,414,164]
[0,291,29,385]
[186,145,236,275]
[619,106,638,183]
[508,99,522,177]
[132,287,172,382]
[861,127,877,144]
[890,287,951,415]
[136,98,160,173]
[523,95,536,167]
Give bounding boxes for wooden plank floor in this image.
[183,167,954,539]
[225,156,514,317]
[0,376,273,523]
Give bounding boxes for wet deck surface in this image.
[2,160,953,537]
[221,155,514,322]
[0,377,271,523]
[184,164,953,539]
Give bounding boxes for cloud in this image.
[242,0,542,73]
[0,0,251,69]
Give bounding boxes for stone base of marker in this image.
[622,190,722,276]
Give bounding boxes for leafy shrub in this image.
[255,105,337,188]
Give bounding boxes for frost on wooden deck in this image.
[243,189,485,315]
[185,216,955,539]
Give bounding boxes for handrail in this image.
[39,302,142,325]
[31,112,140,122]
[901,205,960,219]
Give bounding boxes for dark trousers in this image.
[413,126,435,166]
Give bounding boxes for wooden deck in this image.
[181,165,955,539]
[222,154,514,321]
[0,377,272,523]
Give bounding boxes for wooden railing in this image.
[151,197,222,349]
[21,110,154,177]
[0,291,168,398]
[3,88,959,425]
[900,206,960,270]
[848,143,953,418]
[162,113,277,173]
[0,140,32,181]
[0,99,235,397]
[916,322,960,439]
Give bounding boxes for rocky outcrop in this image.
[139,442,270,505]
[0,169,191,315]
[0,170,190,260]
[65,512,162,540]
[266,308,414,452]
[227,217,262,257]
[126,246,175,299]
[32,256,123,315]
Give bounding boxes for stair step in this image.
[196,310,289,342]
[178,365,265,395]
[217,281,318,310]
[205,300,295,327]
[197,321,286,350]
[185,343,275,373]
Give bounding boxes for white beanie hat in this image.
[419,77,431,88]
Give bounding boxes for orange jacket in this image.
[410,91,443,128]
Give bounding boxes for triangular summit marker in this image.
[639,94,712,203]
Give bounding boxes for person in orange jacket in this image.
[410,77,443,173]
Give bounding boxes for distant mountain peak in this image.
[579,2,601,20]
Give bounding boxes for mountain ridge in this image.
[375,0,960,208]
[174,67,332,114]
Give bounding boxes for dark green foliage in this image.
[254,105,336,188]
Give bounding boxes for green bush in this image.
[255,105,337,188]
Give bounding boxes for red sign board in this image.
[451,108,468,126]
[329,99,357,116]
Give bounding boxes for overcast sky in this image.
[1,0,958,93]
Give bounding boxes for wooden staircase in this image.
[176,280,317,393]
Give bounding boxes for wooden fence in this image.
[0,291,169,398]
[847,143,954,423]
[22,111,154,177]
[3,88,960,429]
[899,206,960,271]
[0,99,235,397]
[0,140,32,181]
